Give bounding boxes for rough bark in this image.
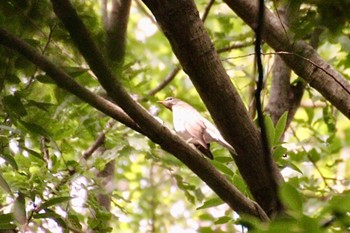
[267,54,292,124]
[266,4,292,125]
[267,3,324,127]
[0,22,268,223]
[104,0,131,63]
[141,0,283,216]
[98,0,132,212]
[224,0,350,119]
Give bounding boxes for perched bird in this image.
[158,97,236,159]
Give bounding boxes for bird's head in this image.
[158,97,180,110]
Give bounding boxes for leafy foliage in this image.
[0,0,349,232]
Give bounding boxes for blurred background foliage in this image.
[0,0,349,232]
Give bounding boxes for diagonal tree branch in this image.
[0,15,268,223]
[49,0,269,218]
[0,28,141,134]
[141,0,283,216]
[100,0,132,213]
[223,0,350,119]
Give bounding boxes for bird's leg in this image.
[185,137,195,144]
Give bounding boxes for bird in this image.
[158,97,236,159]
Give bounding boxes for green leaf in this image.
[214,156,234,163]
[0,213,14,224]
[197,198,224,210]
[0,223,17,230]
[6,74,21,84]
[38,196,73,211]
[287,162,303,174]
[0,153,18,170]
[27,100,54,112]
[13,192,26,225]
[215,216,232,224]
[308,148,320,162]
[62,66,88,77]
[36,74,55,84]
[327,191,350,213]
[3,95,27,117]
[274,111,288,145]
[0,173,13,196]
[211,160,234,177]
[273,145,287,161]
[19,120,50,137]
[34,211,68,229]
[68,214,82,230]
[264,114,275,147]
[24,148,45,162]
[279,183,303,214]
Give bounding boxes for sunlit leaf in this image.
[215,216,232,224]
[197,198,224,210]
[279,183,303,214]
[274,111,288,145]
[211,160,234,177]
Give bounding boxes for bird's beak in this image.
[157,100,171,110]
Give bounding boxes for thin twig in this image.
[148,66,180,96]
[82,119,115,160]
[201,0,215,22]
[290,127,332,190]
[255,0,283,213]
[217,41,253,53]
[223,51,350,97]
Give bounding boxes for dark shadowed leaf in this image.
[19,120,50,136]
[0,153,18,170]
[0,174,13,196]
[36,74,55,84]
[3,95,27,117]
[38,196,73,211]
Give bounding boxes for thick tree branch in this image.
[0,28,140,134]
[101,0,132,213]
[223,0,350,119]
[141,0,283,216]
[104,0,132,63]
[0,12,268,222]
[255,0,283,215]
[49,0,269,218]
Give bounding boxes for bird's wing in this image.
[184,114,208,149]
[173,105,208,148]
[202,117,236,154]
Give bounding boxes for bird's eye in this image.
[166,97,173,101]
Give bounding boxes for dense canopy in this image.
[0,0,350,232]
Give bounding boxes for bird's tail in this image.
[217,138,237,156]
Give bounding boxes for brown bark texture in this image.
[0,0,270,219]
[224,0,350,119]
[141,0,283,216]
